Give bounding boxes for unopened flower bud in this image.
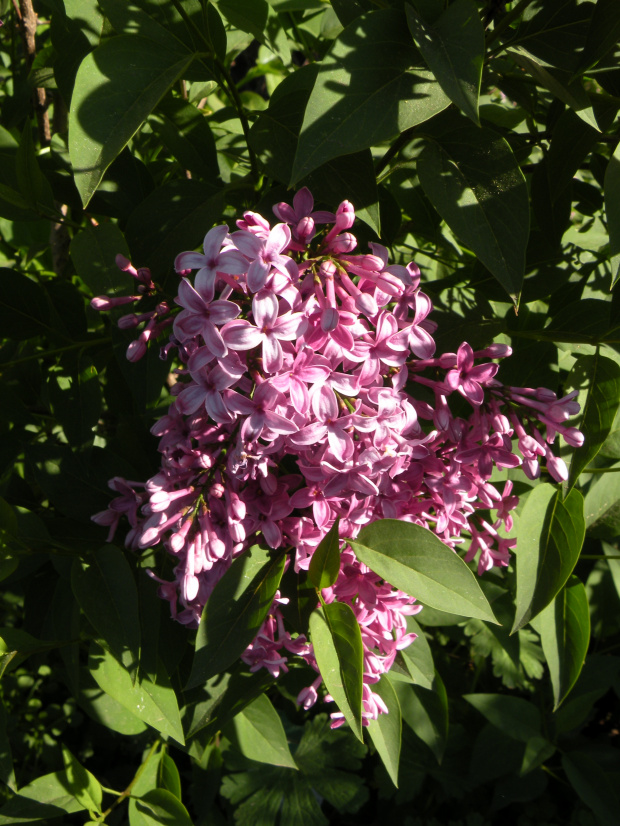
[330,232,357,254]
[296,216,315,242]
[335,200,355,230]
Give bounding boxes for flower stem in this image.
[1,337,111,368]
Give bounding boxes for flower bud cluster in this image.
[92,188,582,727]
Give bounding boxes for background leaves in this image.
[1,0,619,823]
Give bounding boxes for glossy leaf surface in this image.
[350,519,497,623]
[512,485,585,632]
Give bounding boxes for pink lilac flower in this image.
[91,189,583,730]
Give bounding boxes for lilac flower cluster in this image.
[92,188,582,727]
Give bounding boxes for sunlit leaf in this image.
[566,353,620,491]
[309,603,364,742]
[89,644,184,743]
[349,519,497,623]
[308,519,341,591]
[291,9,449,183]
[225,693,298,769]
[531,576,590,709]
[70,36,195,206]
[366,675,401,786]
[512,485,585,632]
[406,0,484,124]
[187,546,285,689]
[61,747,103,814]
[394,672,448,764]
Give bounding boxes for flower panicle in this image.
[91,187,583,727]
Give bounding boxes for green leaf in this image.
[531,576,589,710]
[330,0,370,27]
[28,444,134,523]
[417,112,529,302]
[0,269,54,342]
[124,181,224,282]
[562,751,619,826]
[49,357,103,449]
[397,615,434,690]
[507,48,598,131]
[604,142,620,287]
[520,736,556,776]
[291,9,449,184]
[279,563,317,636]
[249,64,317,183]
[0,499,18,580]
[514,0,591,72]
[77,669,148,735]
[158,754,182,801]
[512,484,585,633]
[225,693,298,769]
[220,715,368,824]
[464,694,541,743]
[127,742,163,825]
[134,789,193,826]
[566,353,620,491]
[0,629,63,679]
[70,223,131,299]
[69,36,195,206]
[575,0,620,75]
[308,519,341,591]
[187,546,286,688]
[150,97,219,184]
[89,644,184,743]
[393,672,448,763]
[406,0,484,125]
[584,461,620,539]
[100,0,203,54]
[71,545,141,674]
[0,772,87,824]
[366,675,401,787]
[602,542,620,604]
[349,519,497,623]
[554,655,620,734]
[0,699,16,792]
[16,125,55,214]
[61,747,103,814]
[110,326,171,412]
[304,150,381,236]
[217,0,289,61]
[184,666,275,741]
[249,69,381,234]
[309,603,364,742]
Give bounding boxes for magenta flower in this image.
[174,225,248,302]
[272,187,335,228]
[222,290,306,373]
[232,223,298,293]
[269,347,331,414]
[444,342,499,406]
[226,382,298,442]
[173,278,240,356]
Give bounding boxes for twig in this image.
[0,338,112,370]
[17,0,51,146]
[100,739,161,818]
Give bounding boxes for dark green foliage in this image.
[1,1,620,824]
